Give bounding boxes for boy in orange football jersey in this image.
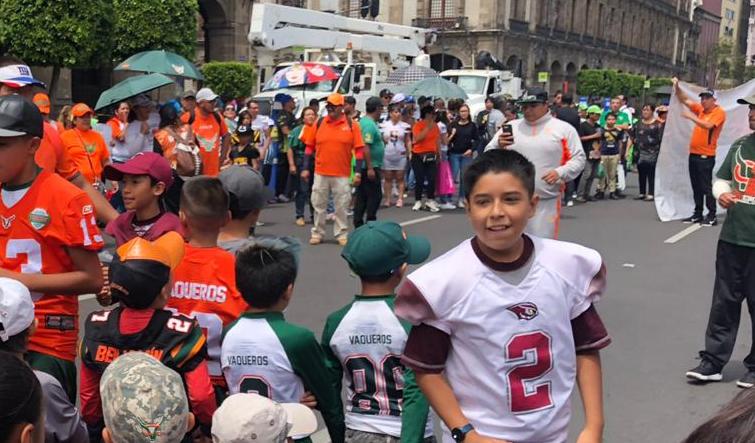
[0,95,103,402]
[168,176,248,397]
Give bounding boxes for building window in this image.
[341,0,361,17]
[725,9,735,21]
[278,0,305,7]
[429,0,455,19]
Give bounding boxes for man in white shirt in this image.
[247,100,273,165]
[486,87,585,238]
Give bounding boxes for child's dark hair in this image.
[236,245,298,309]
[180,176,229,226]
[463,149,536,198]
[683,388,755,443]
[0,350,43,439]
[0,326,30,354]
[605,112,617,120]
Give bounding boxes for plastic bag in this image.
[617,163,626,191]
[436,159,456,196]
[596,163,606,179]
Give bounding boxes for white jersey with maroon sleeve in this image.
[402,236,605,443]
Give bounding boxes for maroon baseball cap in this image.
[104,152,174,188]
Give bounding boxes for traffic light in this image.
[360,0,369,17]
[370,0,379,18]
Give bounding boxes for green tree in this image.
[577,69,607,96]
[201,62,254,101]
[0,0,113,98]
[112,0,198,62]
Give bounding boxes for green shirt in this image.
[289,124,306,156]
[717,133,755,248]
[599,110,631,128]
[359,116,384,169]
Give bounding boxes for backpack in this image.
[315,115,353,133]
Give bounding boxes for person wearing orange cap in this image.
[60,103,111,189]
[79,232,217,436]
[32,92,57,130]
[301,92,369,246]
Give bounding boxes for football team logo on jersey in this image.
[506,302,539,321]
[28,208,50,230]
[1,215,15,230]
[733,148,755,203]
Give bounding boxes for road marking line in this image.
[80,294,96,301]
[400,215,442,226]
[664,224,702,244]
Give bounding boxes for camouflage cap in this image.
[100,352,189,443]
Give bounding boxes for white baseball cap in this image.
[0,278,34,342]
[196,88,219,102]
[211,394,318,443]
[390,93,406,104]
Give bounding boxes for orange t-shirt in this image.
[191,112,228,177]
[168,244,247,380]
[106,117,126,143]
[36,121,78,181]
[412,120,440,154]
[60,128,110,185]
[155,129,178,167]
[688,103,726,157]
[0,171,103,361]
[301,116,364,177]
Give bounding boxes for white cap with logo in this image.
[0,278,34,342]
[211,393,318,443]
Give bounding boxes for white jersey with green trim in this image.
[222,314,305,403]
[323,296,433,438]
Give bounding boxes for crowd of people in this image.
[1,51,755,443]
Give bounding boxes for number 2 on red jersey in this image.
[505,331,554,414]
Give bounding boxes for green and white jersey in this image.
[222,312,345,443]
[322,295,433,441]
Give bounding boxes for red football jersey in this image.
[168,244,247,379]
[0,171,103,361]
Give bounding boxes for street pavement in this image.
[78,179,753,443]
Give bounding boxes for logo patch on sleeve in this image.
[506,302,539,321]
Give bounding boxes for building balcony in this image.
[412,16,468,30]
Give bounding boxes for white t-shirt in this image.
[438,121,448,153]
[380,120,411,158]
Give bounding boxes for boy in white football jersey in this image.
[322,221,436,443]
[396,149,610,443]
[221,245,344,443]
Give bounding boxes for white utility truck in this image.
[248,3,435,115]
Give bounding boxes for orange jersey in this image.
[168,244,247,379]
[37,121,79,181]
[0,171,103,361]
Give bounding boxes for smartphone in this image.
[501,124,514,144]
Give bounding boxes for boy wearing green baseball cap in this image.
[321,221,435,443]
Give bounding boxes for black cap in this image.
[0,95,43,138]
[108,257,170,309]
[236,124,252,136]
[518,87,549,104]
[699,89,716,99]
[379,88,393,98]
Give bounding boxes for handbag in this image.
[436,159,456,196]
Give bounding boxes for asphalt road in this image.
[78,179,752,443]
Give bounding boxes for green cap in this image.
[586,105,602,115]
[341,221,431,277]
[578,103,588,111]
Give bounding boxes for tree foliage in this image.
[0,0,113,67]
[112,0,198,62]
[201,62,255,100]
[577,69,669,98]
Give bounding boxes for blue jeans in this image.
[448,153,472,199]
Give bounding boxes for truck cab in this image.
[440,69,522,118]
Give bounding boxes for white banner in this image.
[655,79,755,221]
